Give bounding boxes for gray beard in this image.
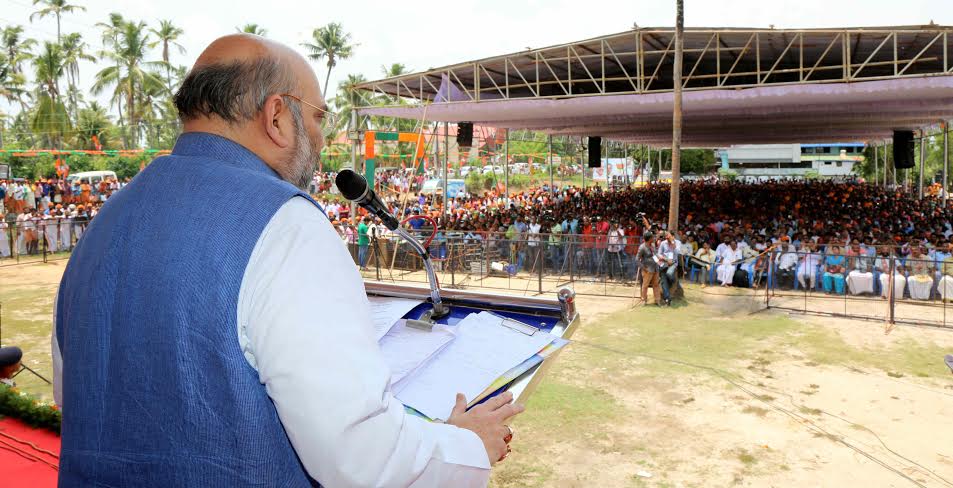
[285,110,318,191]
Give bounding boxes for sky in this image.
[2,0,953,114]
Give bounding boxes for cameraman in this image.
[637,232,661,306]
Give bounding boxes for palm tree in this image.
[380,63,409,78]
[60,32,96,117]
[96,12,126,125]
[236,24,267,37]
[149,20,185,91]
[0,53,28,107]
[2,26,37,75]
[331,73,367,135]
[668,0,684,231]
[31,41,71,147]
[92,20,166,147]
[29,0,87,43]
[301,22,356,97]
[72,101,115,149]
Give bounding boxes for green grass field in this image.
[1,262,951,486]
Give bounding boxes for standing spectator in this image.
[657,232,679,302]
[357,217,370,270]
[606,222,625,279]
[527,217,542,271]
[0,218,10,258]
[548,218,563,272]
[637,233,661,306]
[623,218,641,281]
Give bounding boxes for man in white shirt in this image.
[53,34,517,487]
[527,217,542,271]
[775,237,799,288]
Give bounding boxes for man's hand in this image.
[447,391,524,465]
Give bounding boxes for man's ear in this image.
[262,94,294,149]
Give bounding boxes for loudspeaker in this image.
[456,122,473,147]
[893,130,915,169]
[588,136,602,167]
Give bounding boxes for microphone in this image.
[335,169,449,320]
[335,169,400,230]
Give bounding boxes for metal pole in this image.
[873,142,878,185]
[668,0,684,232]
[647,145,652,182]
[444,122,449,215]
[504,130,509,202]
[918,130,925,199]
[581,137,586,189]
[548,134,554,192]
[624,143,629,186]
[889,141,896,187]
[944,121,949,203]
[349,110,359,218]
[882,141,888,186]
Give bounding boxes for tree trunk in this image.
[667,0,684,232]
[323,67,332,98]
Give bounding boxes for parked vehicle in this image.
[419,179,467,198]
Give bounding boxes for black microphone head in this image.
[335,169,368,202]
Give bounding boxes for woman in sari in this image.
[822,245,847,294]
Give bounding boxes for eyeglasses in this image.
[279,93,338,131]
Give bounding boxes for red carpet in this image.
[0,417,60,487]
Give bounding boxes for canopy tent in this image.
[360,76,953,146]
[355,25,953,146]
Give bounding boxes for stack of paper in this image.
[367,297,565,421]
[393,311,556,421]
[368,296,424,341]
[379,320,456,385]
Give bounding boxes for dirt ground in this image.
[2,262,953,487]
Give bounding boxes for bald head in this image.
[174,34,315,124]
[173,34,326,190]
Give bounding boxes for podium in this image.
[365,281,580,406]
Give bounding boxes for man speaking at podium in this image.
[52,34,520,487]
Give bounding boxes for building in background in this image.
[718,143,865,179]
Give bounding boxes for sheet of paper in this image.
[395,311,556,421]
[380,320,456,385]
[368,296,424,341]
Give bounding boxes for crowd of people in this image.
[0,177,120,258]
[5,171,953,305]
[332,179,953,305]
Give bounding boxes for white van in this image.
[67,170,117,186]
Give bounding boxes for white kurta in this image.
[0,223,9,258]
[717,248,743,285]
[846,271,874,295]
[43,218,58,252]
[939,275,953,300]
[908,274,934,300]
[53,197,491,487]
[879,273,907,299]
[60,218,72,249]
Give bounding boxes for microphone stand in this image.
[394,225,450,320]
[336,168,449,321]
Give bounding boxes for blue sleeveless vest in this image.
[56,132,323,487]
